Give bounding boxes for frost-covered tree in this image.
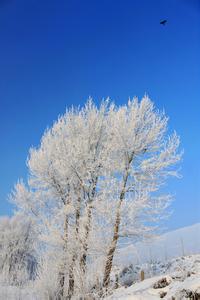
[0,214,37,286]
[101,97,181,289]
[12,96,181,298]
[13,99,114,297]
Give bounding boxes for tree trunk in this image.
[80,203,92,272]
[58,273,65,300]
[58,214,69,299]
[80,176,98,273]
[67,194,82,298]
[102,200,122,288]
[102,157,132,289]
[51,177,70,299]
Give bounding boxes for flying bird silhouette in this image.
[160,20,167,25]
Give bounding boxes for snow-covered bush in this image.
[0,215,37,286]
[32,250,62,299]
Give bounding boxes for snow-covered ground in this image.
[1,254,200,299]
[107,223,200,299]
[107,254,200,299]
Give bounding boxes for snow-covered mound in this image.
[116,223,200,267]
[107,254,200,299]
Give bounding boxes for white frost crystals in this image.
[9,96,181,299]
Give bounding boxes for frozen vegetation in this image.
[0,97,187,299]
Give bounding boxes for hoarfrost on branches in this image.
[9,96,181,298]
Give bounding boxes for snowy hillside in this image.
[116,223,200,267]
[107,254,200,299]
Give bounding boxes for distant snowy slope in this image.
[116,223,200,266]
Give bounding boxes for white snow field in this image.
[107,254,200,300]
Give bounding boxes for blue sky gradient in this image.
[0,0,199,230]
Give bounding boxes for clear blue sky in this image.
[0,0,199,230]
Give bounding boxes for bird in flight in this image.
[160,20,167,25]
